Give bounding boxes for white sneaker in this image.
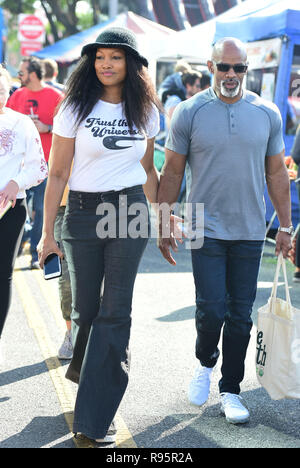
[188,364,213,406]
[95,420,117,444]
[58,331,73,360]
[76,421,117,445]
[220,393,250,424]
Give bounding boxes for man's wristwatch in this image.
[278,225,294,235]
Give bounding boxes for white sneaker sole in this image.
[95,433,117,443]
[58,353,73,360]
[220,408,250,424]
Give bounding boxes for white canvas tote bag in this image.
[256,253,300,400]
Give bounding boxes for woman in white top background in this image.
[0,65,47,354]
[37,27,162,444]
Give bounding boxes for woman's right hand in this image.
[37,234,64,269]
[0,180,19,208]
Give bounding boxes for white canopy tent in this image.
[158,16,216,64]
[157,0,283,64]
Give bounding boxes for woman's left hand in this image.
[0,180,19,208]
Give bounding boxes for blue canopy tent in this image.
[214,0,300,43]
[214,0,300,230]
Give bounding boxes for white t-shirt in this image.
[0,107,48,198]
[53,100,160,192]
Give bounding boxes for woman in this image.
[37,27,162,443]
[0,65,47,353]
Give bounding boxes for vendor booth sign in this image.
[246,38,282,70]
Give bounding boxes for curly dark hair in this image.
[59,48,162,132]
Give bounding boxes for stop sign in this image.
[19,15,45,42]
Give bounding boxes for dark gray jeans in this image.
[62,185,149,439]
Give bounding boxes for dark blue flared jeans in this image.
[62,186,149,439]
[191,237,264,395]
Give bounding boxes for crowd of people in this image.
[0,26,297,446]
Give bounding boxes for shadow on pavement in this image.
[133,386,300,448]
[0,413,75,448]
[0,358,68,387]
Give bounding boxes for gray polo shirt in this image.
[166,87,284,240]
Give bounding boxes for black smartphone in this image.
[43,244,62,280]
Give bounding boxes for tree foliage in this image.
[0,0,153,42]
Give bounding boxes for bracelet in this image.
[47,125,53,133]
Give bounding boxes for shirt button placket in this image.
[229,108,237,135]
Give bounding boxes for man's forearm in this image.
[266,168,291,227]
[157,171,184,208]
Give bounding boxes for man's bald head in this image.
[211,38,247,63]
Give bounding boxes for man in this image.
[158,59,192,101]
[199,71,211,91]
[157,38,292,424]
[163,71,202,126]
[162,71,202,204]
[7,57,63,268]
[43,58,65,92]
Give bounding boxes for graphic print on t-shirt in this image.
[24,99,39,118]
[85,116,145,150]
[0,128,16,157]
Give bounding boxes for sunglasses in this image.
[214,62,248,74]
[17,71,24,76]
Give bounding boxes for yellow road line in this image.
[13,258,137,448]
[13,263,82,447]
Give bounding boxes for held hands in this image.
[0,180,19,208]
[37,234,64,269]
[157,213,187,265]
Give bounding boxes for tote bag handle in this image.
[270,251,291,307]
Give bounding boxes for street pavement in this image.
[0,235,299,449]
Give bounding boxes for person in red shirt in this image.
[7,57,63,268]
